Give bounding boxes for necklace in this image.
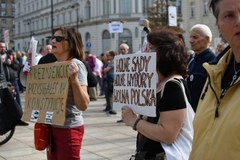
[221,60,240,98]
[230,60,240,86]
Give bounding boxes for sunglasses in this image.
[47,36,68,42]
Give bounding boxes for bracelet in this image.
[132,118,141,131]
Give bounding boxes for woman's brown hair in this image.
[53,27,84,60]
[147,28,188,78]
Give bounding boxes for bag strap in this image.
[159,75,183,98]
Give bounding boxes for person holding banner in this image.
[122,28,194,160]
[47,27,89,160]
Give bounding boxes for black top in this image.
[137,79,190,158]
[38,53,57,64]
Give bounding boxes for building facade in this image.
[0,0,15,49]
[14,0,221,54]
[14,0,157,55]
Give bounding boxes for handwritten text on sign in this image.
[113,52,157,117]
[22,61,70,125]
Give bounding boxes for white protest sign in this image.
[113,52,157,117]
[31,37,38,66]
[4,30,9,48]
[28,37,38,66]
[168,6,177,27]
[109,22,123,33]
[4,30,9,44]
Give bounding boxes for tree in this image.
[147,0,183,31]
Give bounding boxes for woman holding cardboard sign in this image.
[47,27,89,160]
[122,28,194,160]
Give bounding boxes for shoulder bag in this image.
[160,77,194,160]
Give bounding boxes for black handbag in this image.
[0,87,23,134]
[0,57,23,135]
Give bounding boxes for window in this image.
[42,39,44,46]
[69,11,72,23]
[119,29,132,53]
[85,32,91,42]
[119,0,131,15]
[203,0,208,16]
[2,19,6,24]
[85,32,91,51]
[36,20,39,30]
[103,0,111,16]
[102,30,111,52]
[85,1,91,20]
[142,0,153,14]
[56,14,59,26]
[18,3,21,15]
[113,0,116,14]
[135,0,138,13]
[62,12,65,24]
[41,19,44,28]
[45,17,48,28]
[190,2,195,18]
[176,0,182,16]
[135,27,139,38]
[36,2,39,10]
[1,2,6,16]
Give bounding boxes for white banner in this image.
[168,6,177,26]
[113,52,157,117]
[4,30,10,46]
[109,22,123,33]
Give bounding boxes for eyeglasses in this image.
[47,36,68,42]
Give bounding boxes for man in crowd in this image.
[116,43,130,122]
[187,24,216,112]
[0,41,28,126]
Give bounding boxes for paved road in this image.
[0,94,136,160]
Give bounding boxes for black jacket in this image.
[187,48,216,111]
[2,53,20,81]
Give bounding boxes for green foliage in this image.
[147,0,183,30]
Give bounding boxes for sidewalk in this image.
[0,94,137,160]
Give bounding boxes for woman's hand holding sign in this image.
[121,106,138,128]
[68,62,79,82]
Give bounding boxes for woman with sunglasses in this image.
[189,0,240,159]
[47,27,89,160]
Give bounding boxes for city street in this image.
[0,94,136,160]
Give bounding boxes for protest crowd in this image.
[1,0,240,159]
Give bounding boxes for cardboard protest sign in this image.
[113,52,157,117]
[22,61,70,125]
